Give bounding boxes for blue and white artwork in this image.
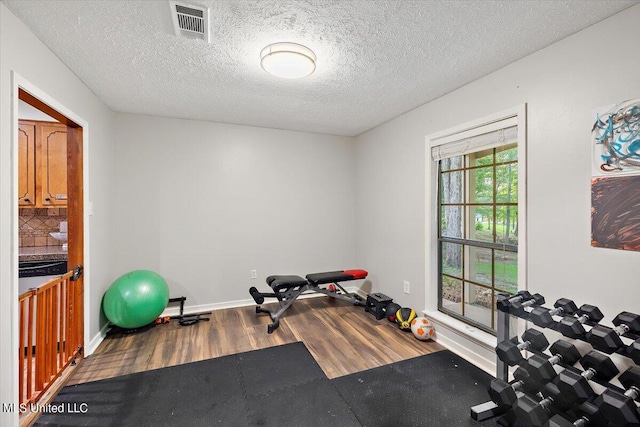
[592,98,640,177]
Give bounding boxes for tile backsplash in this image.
[19,208,68,247]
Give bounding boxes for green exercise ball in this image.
[103,270,169,329]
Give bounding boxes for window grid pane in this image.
[438,145,518,334]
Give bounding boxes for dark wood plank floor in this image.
[68,296,445,385]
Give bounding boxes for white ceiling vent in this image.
[170,1,209,42]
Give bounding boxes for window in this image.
[430,114,523,334]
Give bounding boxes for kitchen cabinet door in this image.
[37,123,67,207]
[18,121,36,207]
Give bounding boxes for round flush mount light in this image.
[260,42,316,79]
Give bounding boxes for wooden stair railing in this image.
[18,265,83,406]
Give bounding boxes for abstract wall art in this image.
[592,98,640,176]
[591,175,640,251]
[591,98,640,251]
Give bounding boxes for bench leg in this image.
[267,320,280,334]
[255,285,310,333]
[315,282,365,306]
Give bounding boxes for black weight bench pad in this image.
[267,270,368,293]
[306,269,368,285]
[266,275,308,292]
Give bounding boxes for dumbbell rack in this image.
[470,294,513,421]
[471,293,640,425]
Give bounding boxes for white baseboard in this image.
[85,322,110,356]
[160,286,366,317]
[423,310,497,377]
[349,286,368,298]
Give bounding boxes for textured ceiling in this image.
[3,0,637,136]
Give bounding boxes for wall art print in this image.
[591,98,640,251]
[592,98,640,176]
[591,175,640,251]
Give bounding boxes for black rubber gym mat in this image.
[331,349,499,426]
[33,344,497,426]
[34,342,359,427]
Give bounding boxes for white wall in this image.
[355,4,640,370]
[0,4,116,425]
[113,113,357,308]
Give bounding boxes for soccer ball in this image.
[411,317,435,341]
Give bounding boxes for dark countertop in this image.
[19,246,68,262]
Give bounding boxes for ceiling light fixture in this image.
[260,42,316,79]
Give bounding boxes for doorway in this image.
[16,85,85,409]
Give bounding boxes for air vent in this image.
[170,1,209,42]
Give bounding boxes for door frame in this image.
[11,71,90,404]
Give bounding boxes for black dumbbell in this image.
[497,291,545,315]
[558,304,604,339]
[514,381,572,426]
[588,311,640,354]
[488,379,523,410]
[547,401,608,427]
[549,414,586,426]
[627,339,640,365]
[488,367,546,416]
[524,340,581,383]
[594,366,640,427]
[556,350,619,405]
[497,291,531,312]
[530,298,578,328]
[510,293,545,316]
[496,329,549,366]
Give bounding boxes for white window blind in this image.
[431,117,518,161]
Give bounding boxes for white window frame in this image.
[424,105,527,347]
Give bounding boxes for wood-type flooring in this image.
[69,296,445,385]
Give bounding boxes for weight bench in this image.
[249,269,368,333]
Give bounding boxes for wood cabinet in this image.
[18,122,36,207]
[38,123,68,207]
[18,120,67,208]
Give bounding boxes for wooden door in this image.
[18,121,36,207]
[66,125,84,355]
[38,123,67,207]
[17,88,85,419]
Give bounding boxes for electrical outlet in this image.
[251,269,257,279]
[403,280,410,294]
